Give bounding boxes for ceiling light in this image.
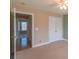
[55,0,68,10]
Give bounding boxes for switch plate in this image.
[35,27,39,31]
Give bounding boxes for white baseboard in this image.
[32,42,50,48]
[63,39,68,41]
[32,39,65,48]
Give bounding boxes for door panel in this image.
[49,16,56,42]
[55,17,63,40]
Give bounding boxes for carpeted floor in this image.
[16,40,68,59]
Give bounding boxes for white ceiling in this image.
[11,0,68,15]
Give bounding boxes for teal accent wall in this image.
[63,15,68,39]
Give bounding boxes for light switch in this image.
[35,27,39,31]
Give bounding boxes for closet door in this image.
[49,16,63,42]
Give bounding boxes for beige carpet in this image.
[16,40,68,59]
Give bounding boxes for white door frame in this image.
[14,10,35,48]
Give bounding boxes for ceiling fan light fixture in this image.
[60,6,63,9]
[63,5,67,9]
[55,0,68,10]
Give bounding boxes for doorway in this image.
[10,11,34,52]
[16,13,33,51]
[48,16,63,42]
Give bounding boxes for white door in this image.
[48,16,63,42]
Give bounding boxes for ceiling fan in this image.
[49,0,68,10]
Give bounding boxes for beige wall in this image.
[11,3,62,46]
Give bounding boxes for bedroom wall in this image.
[10,2,62,46]
[63,15,68,40]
